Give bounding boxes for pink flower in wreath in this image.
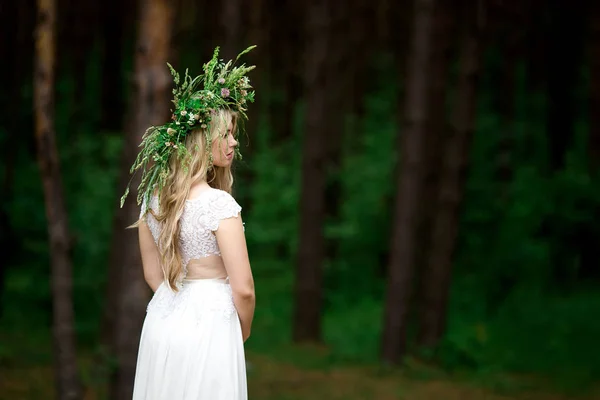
[221,88,230,98]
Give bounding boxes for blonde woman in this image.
[121,47,257,400]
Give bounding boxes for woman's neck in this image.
[189,180,211,199]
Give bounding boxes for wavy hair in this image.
[145,109,238,290]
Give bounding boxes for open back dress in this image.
[132,187,247,400]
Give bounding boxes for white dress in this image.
[132,188,247,400]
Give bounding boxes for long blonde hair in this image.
[148,109,238,290]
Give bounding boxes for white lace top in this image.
[140,188,242,283]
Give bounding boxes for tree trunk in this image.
[197,0,220,60]
[64,0,98,123]
[103,1,174,398]
[292,0,330,343]
[245,0,267,125]
[589,1,600,171]
[323,0,351,266]
[343,0,373,157]
[236,0,267,213]
[545,0,586,171]
[493,4,522,192]
[376,0,392,49]
[381,0,436,365]
[100,0,126,130]
[220,0,242,61]
[524,0,547,93]
[34,0,82,398]
[414,0,454,346]
[1,0,34,312]
[390,0,413,72]
[572,1,600,283]
[268,0,303,145]
[417,0,484,349]
[347,0,371,120]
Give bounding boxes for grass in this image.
[2,353,599,400]
[2,268,600,400]
[1,332,599,400]
[2,261,600,399]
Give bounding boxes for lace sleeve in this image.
[207,190,242,231]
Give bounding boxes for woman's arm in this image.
[138,221,164,292]
[216,214,255,342]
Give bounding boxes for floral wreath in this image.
[120,45,256,211]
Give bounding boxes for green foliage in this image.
[2,48,600,396]
[435,84,600,388]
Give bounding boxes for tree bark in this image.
[492,3,522,192]
[103,1,174,398]
[220,0,242,62]
[100,0,127,130]
[268,0,303,145]
[343,0,374,157]
[293,0,330,343]
[323,0,351,266]
[236,0,267,213]
[571,1,600,283]
[545,0,586,171]
[376,0,392,49]
[197,0,220,60]
[34,0,82,398]
[381,0,436,365]
[589,1,600,171]
[1,0,34,313]
[414,0,454,346]
[63,0,98,123]
[347,0,371,119]
[524,0,547,93]
[417,0,484,349]
[390,0,413,71]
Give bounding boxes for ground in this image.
[1,347,598,400]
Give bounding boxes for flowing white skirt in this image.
[132,278,247,400]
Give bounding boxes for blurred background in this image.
[2,0,600,399]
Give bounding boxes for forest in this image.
[1,0,600,399]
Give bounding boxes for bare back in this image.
[140,187,242,283]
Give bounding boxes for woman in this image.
[120,46,257,400]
